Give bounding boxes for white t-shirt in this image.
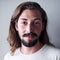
[4,44,60,60]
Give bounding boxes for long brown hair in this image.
[7,1,52,53]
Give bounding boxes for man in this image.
[4,1,60,60]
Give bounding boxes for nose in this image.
[27,23,34,33]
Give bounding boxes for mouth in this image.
[23,32,37,40]
[25,35,35,39]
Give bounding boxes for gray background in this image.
[0,0,60,60]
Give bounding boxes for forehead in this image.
[18,9,42,20]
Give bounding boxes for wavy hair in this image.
[7,1,52,53]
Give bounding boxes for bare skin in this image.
[20,41,43,54]
[15,9,44,55]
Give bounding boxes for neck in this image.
[20,41,43,55]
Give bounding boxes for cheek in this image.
[35,25,43,35]
[17,24,25,36]
[18,25,25,33]
[17,26,25,39]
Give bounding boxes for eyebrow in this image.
[34,18,41,20]
[20,17,42,21]
[20,18,27,20]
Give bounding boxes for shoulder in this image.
[4,51,11,60]
[45,44,60,56]
[4,48,20,60]
[46,45,60,52]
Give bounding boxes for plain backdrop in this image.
[0,0,60,60]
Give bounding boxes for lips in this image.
[26,35,34,39]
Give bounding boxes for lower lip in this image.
[26,36,34,39]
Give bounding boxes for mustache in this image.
[23,32,37,37]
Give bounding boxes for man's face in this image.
[15,9,44,47]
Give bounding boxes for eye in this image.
[35,22,39,24]
[34,21,40,25]
[22,21,27,25]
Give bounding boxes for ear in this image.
[15,22,18,31]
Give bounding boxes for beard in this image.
[21,32,39,47]
[21,38,38,47]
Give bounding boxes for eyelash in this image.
[21,21,40,25]
[22,21,27,25]
[35,22,40,24]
